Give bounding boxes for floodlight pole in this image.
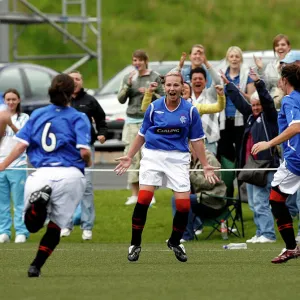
[96,0,103,88]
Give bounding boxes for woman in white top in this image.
[254,34,291,108]
[0,89,29,243]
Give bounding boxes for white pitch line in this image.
[0,248,279,252]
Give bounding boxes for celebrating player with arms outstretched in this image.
[0,74,92,277]
[115,71,219,263]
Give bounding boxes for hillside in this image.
[9,0,300,88]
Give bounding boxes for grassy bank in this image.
[10,0,300,87]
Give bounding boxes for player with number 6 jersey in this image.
[16,104,90,173]
[0,74,92,277]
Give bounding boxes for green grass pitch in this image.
[1,189,300,300]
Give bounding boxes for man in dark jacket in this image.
[60,71,108,240]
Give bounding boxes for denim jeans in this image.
[73,203,81,226]
[246,171,276,240]
[0,166,29,237]
[286,190,300,236]
[66,146,95,230]
[171,195,202,241]
[80,167,95,230]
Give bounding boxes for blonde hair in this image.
[164,71,184,84]
[226,46,243,64]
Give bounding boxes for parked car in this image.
[0,62,58,115]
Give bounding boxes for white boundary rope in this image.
[6,167,279,172]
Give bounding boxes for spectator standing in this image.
[223,70,278,243]
[218,46,256,196]
[254,34,291,108]
[0,89,29,243]
[0,74,92,276]
[190,63,222,155]
[182,82,193,103]
[115,71,219,262]
[118,49,164,205]
[179,45,212,88]
[252,63,300,263]
[60,71,108,241]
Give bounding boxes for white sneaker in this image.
[82,230,92,240]
[246,235,259,243]
[15,234,26,243]
[0,233,10,243]
[296,235,300,243]
[150,196,156,206]
[194,229,203,236]
[125,196,138,205]
[60,228,72,237]
[166,238,187,243]
[256,236,276,243]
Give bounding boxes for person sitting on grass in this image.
[171,147,227,242]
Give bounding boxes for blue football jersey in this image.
[278,91,300,175]
[139,97,205,152]
[16,104,91,173]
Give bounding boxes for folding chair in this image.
[194,191,245,240]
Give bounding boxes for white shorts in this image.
[24,167,86,229]
[271,161,300,195]
[139,148,191,192]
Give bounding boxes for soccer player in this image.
[115,71,219,263]
[0,74,92,277]
[61,70,108,240]
[252,63,300,263]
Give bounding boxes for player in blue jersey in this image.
[0,74,92,277]
[252,63,300,263]
[115,71,219,263]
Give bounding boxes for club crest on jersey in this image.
[180,115,187,124]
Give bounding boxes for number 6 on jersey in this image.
[41,122,56,152]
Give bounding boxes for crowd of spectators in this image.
[116,33,300,247]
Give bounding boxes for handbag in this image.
[238,155,272,187]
